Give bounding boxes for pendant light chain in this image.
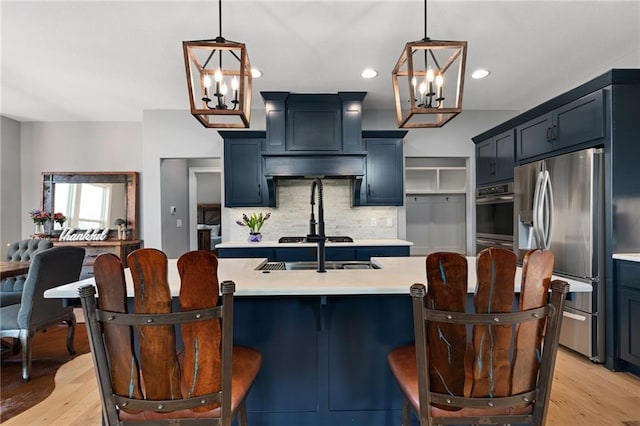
[218,0,223,39]
[424,0,428,40]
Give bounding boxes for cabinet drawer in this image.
[79,265,95,280]
[83,247,118,265]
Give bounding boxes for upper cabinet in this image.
[286,95,342,151]
[354,131,407,206]
[261,92,366,154]
[221,132,272,208]
[476,130,514,186]
[516,90,605,162]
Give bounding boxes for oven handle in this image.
[476,238,514,248]
[563,311,587,322]
[475,194,514,204]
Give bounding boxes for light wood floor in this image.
[3,347,640,425]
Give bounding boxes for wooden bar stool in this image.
[80,248,262,425]
[388,248,569,425]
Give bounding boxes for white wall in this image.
[1,116,22,258]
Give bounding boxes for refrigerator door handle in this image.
[543,170,554,249]
[532,170,545,249]
[537,170,554,250]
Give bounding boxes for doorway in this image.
[188,165,222,251]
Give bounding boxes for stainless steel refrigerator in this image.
[514,147,604,362]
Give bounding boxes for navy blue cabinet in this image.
[217,245,409,260]
[286,95,342,151]
[616,260,640,370]
[234,294,415,426]
[476,129,514,186]
[221,132,271,207]
[356,134,405,206]
[517,90,605,162]
[262,92,288,153]
[339,93,365,152]
[261,92,366,154]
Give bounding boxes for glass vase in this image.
[33,223,44,235]
[248,232,262,243]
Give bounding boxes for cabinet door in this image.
[224,138,267,207]
[286,100,342,151]
[516,113,553,161]
[360,139,403,205]
[476,130,514,186]
[617,260,640,368]
[620,287,640,367]
[494,130,515,182]
[553,90,605,151]
[342,101,363,152]
[475,139,495,186]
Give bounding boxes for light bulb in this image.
[203,74,212,88]
[411,77,417,87]
[214,69,223,82]
[231,77,239,90]
[221,83,228,96]
[418,81,427,95]
[435,74,444,87]
[426,68,434,82]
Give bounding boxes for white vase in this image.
[34,223,44,235]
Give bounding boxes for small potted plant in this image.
[29,209,50,236]
[236,212,271,242]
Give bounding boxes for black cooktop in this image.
[278,236,354,243]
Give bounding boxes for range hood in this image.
[263,153,365,178]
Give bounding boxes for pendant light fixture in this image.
[183,0,252,128]
[392,0,467,128]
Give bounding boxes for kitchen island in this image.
[46,256,590,426]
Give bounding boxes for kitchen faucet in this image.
[307,177,326,273]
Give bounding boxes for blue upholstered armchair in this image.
[0,246,84,381]
[1,239,53,307]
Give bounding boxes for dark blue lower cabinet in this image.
[217,245,409,262]
[234,295,417,426]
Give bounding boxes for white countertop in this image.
[612,253,640,263]
[45,256,591,299]
[215,239,413,249]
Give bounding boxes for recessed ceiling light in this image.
[471,69,490,79]
[252,68,263,78]
[361,68,378,79]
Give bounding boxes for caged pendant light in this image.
[391,0,467,128]
[183,0,252,128]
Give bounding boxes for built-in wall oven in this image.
[475,182,514,254]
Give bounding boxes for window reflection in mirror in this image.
[53,183,127,230]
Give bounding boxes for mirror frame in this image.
[41,171,139,240]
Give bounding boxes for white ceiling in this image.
[1,1,639,122]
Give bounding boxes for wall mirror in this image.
[42,171,139,239]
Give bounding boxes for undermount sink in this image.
[257,261,380,271]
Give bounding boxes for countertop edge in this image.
[612,253,640,263]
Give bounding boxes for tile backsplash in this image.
[228,179,398,241]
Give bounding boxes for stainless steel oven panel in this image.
[559,305,594,359]
[475,194,514,204]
